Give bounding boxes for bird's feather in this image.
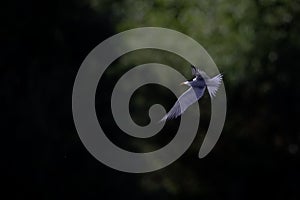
[161,86,206,121]
[191,65,222,98]
[206,74,222,98]
[161,65,222,121]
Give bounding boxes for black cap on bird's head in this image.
[161,64,223,121]
[180,65,200,86]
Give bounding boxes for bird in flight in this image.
[161,65,222,121]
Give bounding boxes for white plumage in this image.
[161,65,222,121]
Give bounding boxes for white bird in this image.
[161,65,222,121]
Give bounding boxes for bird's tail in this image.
[206,74,223,98]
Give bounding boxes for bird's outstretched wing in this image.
[206,74,223,98]
[191,65,223,98]
[161,86,206,121]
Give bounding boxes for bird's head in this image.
[180,81,192,86]
[180,77,198,87]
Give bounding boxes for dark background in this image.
[3,0,300,199]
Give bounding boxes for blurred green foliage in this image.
[3,0,300,199]
[98,0,300,198]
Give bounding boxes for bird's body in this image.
[161,65,222,121]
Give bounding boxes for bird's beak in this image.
[180,81,189,86]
